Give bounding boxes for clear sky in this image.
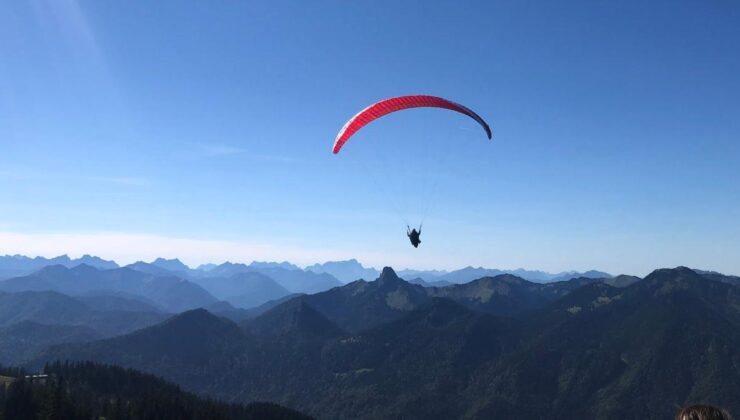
[1,0,739,276]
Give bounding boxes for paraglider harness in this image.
[407,224,422,248]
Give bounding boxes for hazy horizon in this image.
[2,245,737,279]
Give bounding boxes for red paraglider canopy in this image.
[332,95,492,154]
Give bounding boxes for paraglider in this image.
[332,95,492,154]
[407,225,422,248]
[332,95,492,248]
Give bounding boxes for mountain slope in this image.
[75,292,162,313]
[0,321,100,365]
[0,290,93,327]
[312,298,517,419]
[0,361,311,420]
[244,298,345,340]
[465,267,740,419]
[40,309,257,395]
[0,290,168,338]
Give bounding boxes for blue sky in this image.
[1,0,739,275]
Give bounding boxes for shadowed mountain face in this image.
[0,290,93,327]
[695,269,740,287]
[244,298,345,340]
[604,274,642,288]
[0,321,100,365]
[33,267,740,419]
[40,309,257,395]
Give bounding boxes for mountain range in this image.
[0,254,118,279]
[28,266,740,419]
[125,259,342,295]
[305,258,614,284]
[0,264,218,313]
[1,254,617,286]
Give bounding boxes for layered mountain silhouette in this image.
[0,264,217,312]
[239,266,342,294]
[0,289,167,365]
[0,254,118,279]
[190,272,291,308]
[140,260,343,295]
[30,266,740,419]
[418,266,613,284]
[0,254,619,311]
[302,259,615,285]
[0,290,166,335]
[280,268,619,332]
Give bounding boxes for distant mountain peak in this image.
[158,308,238,333]
[151,258,190,272]
[639,266,726,296]
[0,254,118,275]
[645,266,701,281]
[196,263,218,271]
[380,266,397,277]
[490,273,527,284]
[249,261,300,271]
[170,307,212,320]
[154,257,183,264]
[377,267,402,285]
[69,263,100,273]
[305,259,379,283]
[37,264,70,275]
[247,297,344,339]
